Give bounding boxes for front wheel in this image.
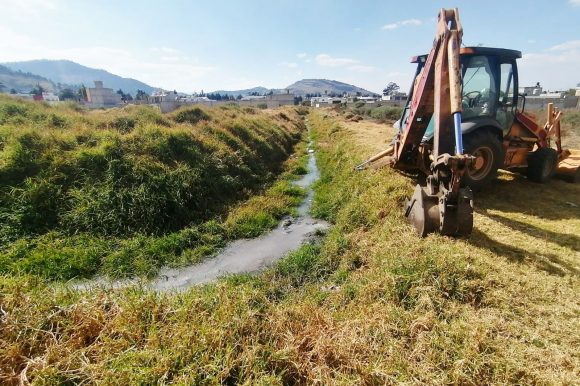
[462,130,503,190]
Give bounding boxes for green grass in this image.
[342,103,403,122]
[0,96,308,280]
[0,109,578,385]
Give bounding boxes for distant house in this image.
[519,82,542,96]
[150,90,179,103]
[86,81,122,108]
[241,95,266,101]
[42,92,59,102]
[310,96,341,107]
[267,92,294,106]
[357,96,379,103]
[240,93,294,107]
[381,92,407,102]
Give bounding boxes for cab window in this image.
[461,55,496,119]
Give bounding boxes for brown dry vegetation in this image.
[0,107,578,385]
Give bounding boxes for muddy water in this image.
[152,146,328,290]
[75,134,329,291]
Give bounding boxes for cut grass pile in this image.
[0,109,578,385]
[0,96,307,279]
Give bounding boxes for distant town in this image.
[5,78,580,114]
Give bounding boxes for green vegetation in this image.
[0,109,577,384]
[342,103,403,122]
[562,108,580,148]
[0,95,307,280]
[527,107,580,148]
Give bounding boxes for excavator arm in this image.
[401,8,474,237]
[359,8,474,237]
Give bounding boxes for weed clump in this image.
[172,106,210,125]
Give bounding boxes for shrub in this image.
[172,107,210,125]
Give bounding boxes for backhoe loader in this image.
[357,8,579,237]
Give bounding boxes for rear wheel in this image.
[526,147,557,183]
[462,130,503,190]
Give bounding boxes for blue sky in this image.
[1,0,579,93]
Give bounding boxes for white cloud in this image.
[548,40,580,51]
[381,19,422,30]
[315,53,359,67]
[349,65,376,73]
[279,61,298,68]
[519,40,580,89]
[569,0,580,6]
[381,23,398,30]
[400,19,422,26]
[296,53,307,59]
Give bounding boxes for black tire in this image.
[526,147,557,183]
[462,129,503,190]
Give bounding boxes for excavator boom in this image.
[395,8,474,237]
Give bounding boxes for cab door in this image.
[496,60,517,132]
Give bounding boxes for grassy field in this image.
[0,96,308,280]
[526,108,580,149]
[0,107,578,385]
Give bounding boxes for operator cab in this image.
[396,47,522,142]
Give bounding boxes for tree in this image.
[135,89,149,101]
[383,82,400,96]
[31,84,45,96]
[78,85,88,101]
[236,94,243,100]
[10,88,17,94]
[59,88,76,100]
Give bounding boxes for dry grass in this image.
[0,108,578,385]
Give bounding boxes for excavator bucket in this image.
[556,150,580,183]
[405,184,474,237]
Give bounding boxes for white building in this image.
[42,92,59,102]
[310,96,342,107]
[150,90,179,103]
[358,96,379,103]
[519,83,542,96]
[241,95,266,101]
[381,92,407,102]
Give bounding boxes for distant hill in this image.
[209,86,274,97]
[286,79,377,96]
[2,60,155,95]
[0,64,58,93]
[211,79,377,98]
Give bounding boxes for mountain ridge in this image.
[210,79,377,97]
[2,59,377,98]
[2,60,155,95]
[0,64,59,93]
